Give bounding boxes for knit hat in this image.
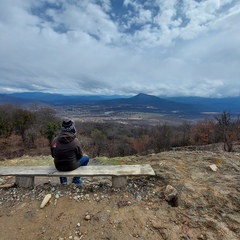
[61,118,76,134]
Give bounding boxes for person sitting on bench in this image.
[51,117,89,184]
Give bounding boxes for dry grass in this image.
[0,155,53,166]
[96,156,127,165]
[211,157,223,165]
[0,155,127,167]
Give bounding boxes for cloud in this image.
[0,0,239,97]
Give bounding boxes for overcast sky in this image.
[0,0,239,97]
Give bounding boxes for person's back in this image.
[51,118,89,184]
[52,130,83,171]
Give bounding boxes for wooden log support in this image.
[0,164,155,188]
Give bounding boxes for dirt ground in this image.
[0,150,240,240]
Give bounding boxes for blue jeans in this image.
[60,155,89,184]
[78,155,90,167]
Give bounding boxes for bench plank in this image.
[0,164,155,177]
[0,164,155,188]
[0,166,56,176]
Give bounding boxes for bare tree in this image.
[13,108,35,143]
[131,134,152,155]
[0,104,16,138]
[215,111,234,152]
[91,129,107,157]
[151,123,172,152]
[177,122,192,146]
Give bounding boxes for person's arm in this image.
[50,137,57,158]
[75,138,83,159]
[76,145,83,159]
[51,147,54,158]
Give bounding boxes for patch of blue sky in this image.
[53,23,69,34]
[110,0,124,9]
[110,0,157,34]
[30,1,64,23]
[88,33,100,41]
[173,0,190,28]
[30,2,70,33]
[215,0,239,14]
[109,0,130,22]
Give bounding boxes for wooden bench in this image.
[0,164,155,188]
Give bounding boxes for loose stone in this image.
[164,185,178,201]
[40,194,52,209]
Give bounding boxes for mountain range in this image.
[0,92,240,116]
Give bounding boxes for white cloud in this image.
[0,0,239,97]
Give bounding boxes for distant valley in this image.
[0,92,240,124]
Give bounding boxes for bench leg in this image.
[112,176,127,188]
[16,176,34,188]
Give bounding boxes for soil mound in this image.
[0,150,240,240]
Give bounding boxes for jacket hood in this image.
[58,131,76,143]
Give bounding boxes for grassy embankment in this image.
[0,155,129,166]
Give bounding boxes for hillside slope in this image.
[0,150,240,240]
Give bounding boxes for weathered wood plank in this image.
[0,164,155,188]
[0,164,155,177]
[0,166,56,176]
[51,164,155,177]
